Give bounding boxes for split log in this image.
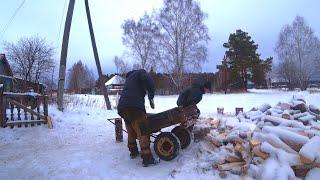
[309,105,320,115]
[262,126,309,152]
[253,146,269,159]
[210,118,220,128]
[298,114,316,124]
[245,110,263,119]
[300,154,313,164]
[263,115,289,126]
[240,142,253,175]
[268,108,283,114]
[253,133,297,154]
[281,110,291,120]
[193,126,211,141]
[292,163,320,177]
[310,121,320,131]
[293,112,309,120]
[250,114,265,121]
[299,136,320,164]
[249,139,261,147]
[226,154,243,163]
[206,135,223,147]
[278,103,292,111]
[292,103,307,113]
[212,159,227,169]
[218,162,246,171]
[252,157,265,165]
[235,143,245,153]
[258,103,272,113]
[279,120,306,129]
[264,115,307,129]
[227,136,245,145]
[288,110,301,115]
[218,171,227,179]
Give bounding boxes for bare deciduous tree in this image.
[122,14,160,71]
[275,16,320,90]
[113,56,130,74]
[4,36,55,83]
[68,60,95,93]
[156,0,210,89]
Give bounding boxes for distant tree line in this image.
[67,60,95,94]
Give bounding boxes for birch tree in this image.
[157,0,210,90]
[275,16,320,90]
[122,14,160,71]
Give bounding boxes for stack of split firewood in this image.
[194,97,320,179]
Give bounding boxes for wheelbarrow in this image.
[108,105,199,161]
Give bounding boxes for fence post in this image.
[217,107,224,114]
[235,107,243,115]
[43,96,48,117]
[115,118,123,142]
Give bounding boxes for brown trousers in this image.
[118,107,151,156]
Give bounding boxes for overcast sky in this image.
[1,0,320,75]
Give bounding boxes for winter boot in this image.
[129,147,139,159]
[142,154,160,167]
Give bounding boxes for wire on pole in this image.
[0,0,26,41]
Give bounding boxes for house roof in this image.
[105,75,125,86]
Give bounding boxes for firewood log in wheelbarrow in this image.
[147,105,199,161]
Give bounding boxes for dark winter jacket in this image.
[177,83,205,107]
[117,69,155,112]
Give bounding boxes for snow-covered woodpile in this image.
[194,96,320,179]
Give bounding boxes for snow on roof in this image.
[105,75,125,86]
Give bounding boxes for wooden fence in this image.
[0,87,52,128]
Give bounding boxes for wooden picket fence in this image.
[0,87,52,128]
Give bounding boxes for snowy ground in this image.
[0,89,319,179]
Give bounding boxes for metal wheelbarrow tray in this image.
[147,105,199,161]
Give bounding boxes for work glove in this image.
[149,99,155,109]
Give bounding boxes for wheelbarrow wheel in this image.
[171,126,192,149]
[154,132,181,161]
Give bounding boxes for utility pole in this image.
[57,0,75,111]
[84,0,111,109]
[57,0,112,111]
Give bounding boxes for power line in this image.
[0,0,26,41]
[56,0,68,47]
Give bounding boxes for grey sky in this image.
[1,0,320,75]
